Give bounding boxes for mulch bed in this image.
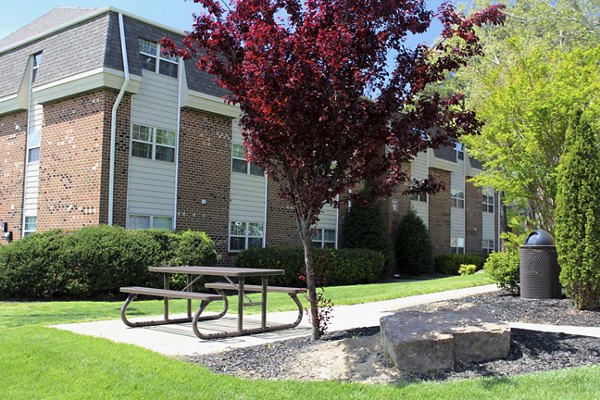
[185,291,600,383]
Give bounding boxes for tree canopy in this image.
[454,0,600,232]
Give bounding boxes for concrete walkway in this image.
[52,284,600,356]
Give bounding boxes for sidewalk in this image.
[53,284,600,357]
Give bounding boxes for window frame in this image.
[454,142,465,161]
[231,143,264,177]
[138,38,178,78]
[411,192,428,203]
[23,216,37,236]
[312,228,337,249]
[450,189,465,209]
[131,124,176,163]
[228,220,264,252]
[127,215,173,230]
[482,239,495,255]
[482,189,495,213]
[450,237,465,254]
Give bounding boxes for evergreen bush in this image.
[484,250,520,294]
[341,201,392,267]
[555,111,600,310]
[394,208,434,275]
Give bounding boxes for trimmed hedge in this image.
[434,254,488,275]
[235,246,385,287]
[0,225,218,300]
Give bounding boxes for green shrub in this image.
[458,264,477,276]
[0,230,65,298]
[394,208,434,275]
[434,253,487,275]
[484,250,520,294]
[341,202,392,267]
[235,246,385,287]
[0,225,219,300]
[555,111,600,310]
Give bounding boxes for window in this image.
[312,228,336,249]
[127,215,173,230]
[411,192,427,202]
[391,198,398,212]
[229,221,264,251]
[24,216,36,236]
[231,144,264,176]
[454,142,464,161]
[482,188,494,213]
[131,124,176,162]
[482,239,495,255]
[138,38,178,78]
[451,189,465,208]
[451,237,465,254]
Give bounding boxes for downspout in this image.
[108,12,130,225]
[335,194,340,249]
[173,58,183,230]
[263,174,268,247]
[497,191,502,251]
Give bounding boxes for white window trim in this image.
[451,189,465,209]
[127,214,174,230]
[482,193,495,213]
[411,192,428,203]
[231,143,264,176]
[451,237,465,254]
[139,38,178,77]
[482,239,495,255]
[131,123,176,163]
[312,227,337,249]
[23,216,37,236]
[228,221,264,252]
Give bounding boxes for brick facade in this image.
[428,168,451,254]
[465,180,482,253]
[265,179,302,247]
[37,91,111,231]
[0,111,28,240]
[177,108,232,263]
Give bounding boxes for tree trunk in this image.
[300,226,321,340]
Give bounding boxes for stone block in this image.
[380,309,510,373]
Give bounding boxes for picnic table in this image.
[120,266,306,339]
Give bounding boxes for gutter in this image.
[108,12,130,225]
[173,57,184,230]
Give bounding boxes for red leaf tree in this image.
[164,0,505,339]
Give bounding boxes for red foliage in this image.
[163,1,504,223]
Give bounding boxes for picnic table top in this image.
[148,266,285,277]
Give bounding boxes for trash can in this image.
[519,229,561,299]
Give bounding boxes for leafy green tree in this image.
[395,208,434,275]
[455,0,600,233]
[341,202,392,268]
[555,110,600,310]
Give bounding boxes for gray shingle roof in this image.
[0,7,227,101]
[0,7,99,52]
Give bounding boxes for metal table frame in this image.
[147,266,286,339]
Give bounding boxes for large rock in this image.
[381,308,510,373]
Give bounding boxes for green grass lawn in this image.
[2,274,599,399]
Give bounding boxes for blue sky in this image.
[1,0,449,46]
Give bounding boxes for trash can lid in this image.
[524,229,555,246]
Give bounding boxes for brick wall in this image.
[37,91,113,231]
[99,91,131,226]
[465,180,482,253]
[428,168,451,254]
[0,111,28,241]
[266,179,302,247]
[177,108,232,263]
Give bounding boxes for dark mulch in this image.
[185,291,600,383]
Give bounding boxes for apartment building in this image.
[0,7,500,260]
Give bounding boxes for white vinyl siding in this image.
[126,157,176,218]
[482,188,496,246]
[410,152,429,226]
[313,204,338,248]
[127,71,179,226]
[229,119,267,248]
[131,72,179,129]
[23,163,39,216]
[450,170,465,243]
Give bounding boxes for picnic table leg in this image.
[186,274,192,319]
[237,277,244,332]
[163,274,169,321]
[261,276,267,329]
